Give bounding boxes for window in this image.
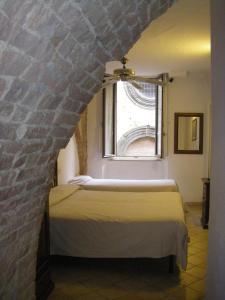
[103,80,163,159]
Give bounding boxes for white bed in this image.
[68,176,178,192]
[49,185,188,270]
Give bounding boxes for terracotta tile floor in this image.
[48,204,207,300]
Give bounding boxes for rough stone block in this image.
[0,49,30,77]
[0,184,25,201]
[23,126,50,139]
[41,62,64,91]
[0,170,17,187]
[37,94,63,110]
[4,78,30,104]
[51,21,68,47]
[54,75,71,94]
[0,102,14,119]
[1,141,22,155]
[110,42,124,60]
[11,105,29,122]
[58,1,80,28]
[71,13,96,47]
[0,154,14,170]
[9,27,40,55]
[0,122,17,140]
[54,111,79,126]
[137,1,150,30]
[77,0,105,28]
[62,97,85,113]
[27,38,55,62]
[52,54,73,77]
[53,137,72,150]
[0,11,12,42]
[16,167,40,182]
[48,0,64,13]
[22,62,43,83]
[16,125,28,140]
[68,83,90,101]
[98,25,117,50]
[12,1,35,27]
[58,34,76,60]
[25,3,67,46]
[27,111,55,125]
[93,65,105,83]
[106,0,123,24]
[95,42,112,63]
[2,0,26,19]
[129,22,141,43]
[117,22,133,47]
[67,43,86,68]
[25,3,55,36]
[36,153,51,165]
[22,142,44,154]
[50,125,75,138]
[87,56,101,74]
[22,83,47,108]
[41,137,53,152]
[24,153,40,168]
[13,155,27,168]
[80,75,99,92]
[0,78,7,98]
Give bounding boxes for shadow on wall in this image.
[57,134,79,184]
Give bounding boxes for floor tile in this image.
[166,286,204,300]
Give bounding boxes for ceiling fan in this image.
[103,57,172,89]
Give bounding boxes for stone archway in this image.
[0,1,177,298]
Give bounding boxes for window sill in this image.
[107,156,163,161]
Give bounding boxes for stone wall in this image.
[0,0,176,298]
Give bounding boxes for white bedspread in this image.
[69,177,178,192]
[49,188,188,269]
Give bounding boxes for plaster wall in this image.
[87,71,211,202]
[57,134,79,184]
[167,71,211,202]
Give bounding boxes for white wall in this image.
[57,134,79,184]
[87,71,211,202]
[167,72,211,202]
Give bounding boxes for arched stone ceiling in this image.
[0,0,177,297]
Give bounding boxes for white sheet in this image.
[69,177,178,192]
[49,189,188,269]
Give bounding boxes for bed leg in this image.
[169,255,176,273]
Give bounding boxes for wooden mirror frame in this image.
[174,112,204,154]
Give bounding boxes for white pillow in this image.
[49,184,80,207]
[68,175,92,185]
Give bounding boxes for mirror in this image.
[174,113,203,154]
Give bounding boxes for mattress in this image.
[68,176,178,192]
[49,187,188,269]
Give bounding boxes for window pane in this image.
[116,81,157,157]
[156,85,163,156]
[103,85,115,157]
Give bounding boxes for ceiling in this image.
[106,0,210,77]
